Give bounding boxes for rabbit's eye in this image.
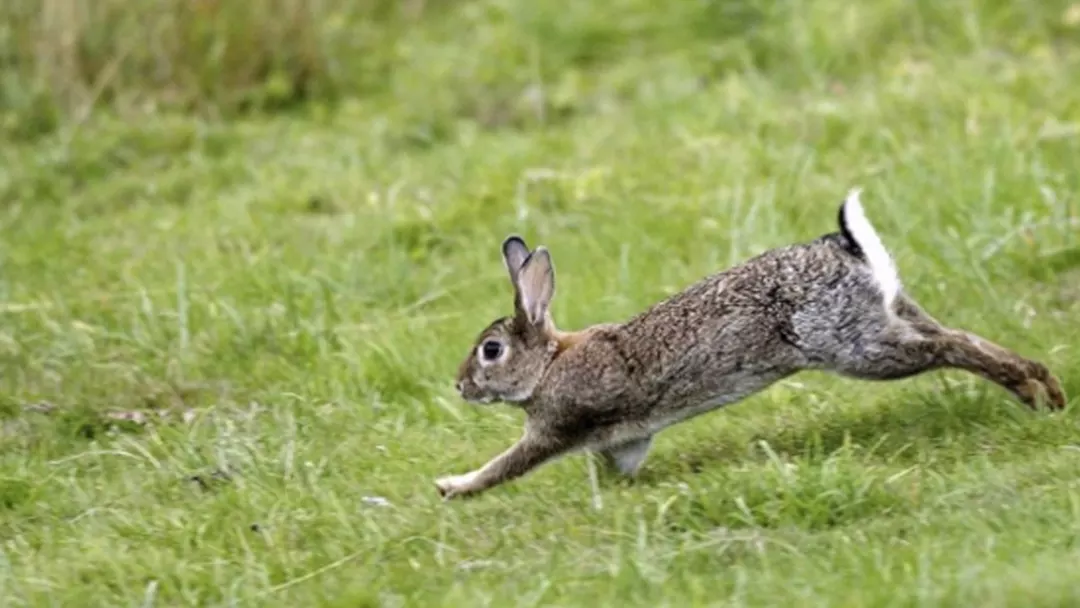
[480,340,504,361]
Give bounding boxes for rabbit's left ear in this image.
[502,235,531,286]
[513,247,555,327]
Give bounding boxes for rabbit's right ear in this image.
[513,247,555,327]
[502,235,531,286]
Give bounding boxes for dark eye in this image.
[480,340,504,361]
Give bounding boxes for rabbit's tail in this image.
[838,188,901,307]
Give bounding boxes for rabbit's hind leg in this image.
[933,327,1065,410]
[828,296,1065,410]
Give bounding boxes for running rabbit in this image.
[436,189,1067,499]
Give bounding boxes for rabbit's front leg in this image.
[435,433,566,500]
[599,435,653,476]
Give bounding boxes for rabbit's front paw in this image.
[435,471,478,500]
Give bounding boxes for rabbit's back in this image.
[537,232,884,436]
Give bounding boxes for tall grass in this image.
[2,0,1080,604]
[0,0,444,138]
[2,0,1075,141]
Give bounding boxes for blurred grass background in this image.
[2,0,1080,605]
[3,0,1077,140]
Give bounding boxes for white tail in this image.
[840,188,901,306]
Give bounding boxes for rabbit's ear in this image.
[514,247,555,327]
[502,235,531,286]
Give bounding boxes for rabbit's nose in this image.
[455,380,464,394]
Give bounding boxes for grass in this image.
[2,0,1080,605]
[0,0,443,138]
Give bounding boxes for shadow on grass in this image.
[637,373,1078,481]
[600,374,1077,533]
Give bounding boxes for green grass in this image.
[2,0,1080,605]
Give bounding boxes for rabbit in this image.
[436,188,1067,500]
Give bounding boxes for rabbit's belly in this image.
[643,392,746,434]
[644,370,791,434]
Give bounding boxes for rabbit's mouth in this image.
[456,379,494,404]
[460,392,496,405]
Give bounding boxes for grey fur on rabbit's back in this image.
[437,189,1066,500]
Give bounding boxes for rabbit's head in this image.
[455,236,559,405]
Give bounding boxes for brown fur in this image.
[437,193,1067,500]
[553,324,613,354]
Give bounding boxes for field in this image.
[2,0,1080,605]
